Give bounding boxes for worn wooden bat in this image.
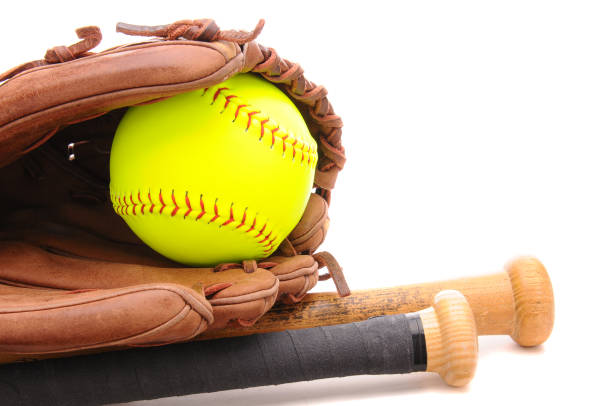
[205,256,554,347]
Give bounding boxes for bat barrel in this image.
[0,292,477,405]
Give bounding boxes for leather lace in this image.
[0,26,101,82]
[116,18,265,44]
[313,251,350,297]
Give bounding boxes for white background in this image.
[2,1,611,404]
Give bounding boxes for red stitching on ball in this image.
[159,190,166,214]
[246,218,257,233]
[224,95,236,109]
[263,239,275,250]
[112,189,278,254]
[213,87,229,102]
[196,194,206,220]
[210,86,315,162]
[255,223,267,239]
[148,190,155,213]
[219,203,235,227]
[258,231,272,244]
[246,111,260,130]
[221,203,235,227]
[138,191,145,215]
[234,104,247,121]
[281,133,288,154]
[170,190,180,217]
[209,198,220,224]
[292,139,298,160]
[184,192,192,218]
[270,127,279,149]
[130,193,137,216]
[236,208,247,229]
[259,119,269,141]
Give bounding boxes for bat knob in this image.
[421,290,478,387]
[505,256,555,347]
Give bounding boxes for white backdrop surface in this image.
[2,1,610,404]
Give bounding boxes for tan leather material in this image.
[266,255,318,280]
[314,166,341,190]
[0,19,348,358]
[0,41,243,168]
[0,241,279,333]
[1,42,234,124]
[208,289,278,330]
[287,193,329,254]
[116,19,265,45]
[0,241,278,299]
[0,20,345,198]
[278,272,318,304]
[206,278,278,305]
[241,41,266,73]
[265,255,319,303]
[0,283,213,354]
[246,45,345,202]
[314,251,350,298]
[0,26,103,83]
[0,221,178,267]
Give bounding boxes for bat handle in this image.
[0,290,479,405]
[420,290,478,387]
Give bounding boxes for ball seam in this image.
[203,85,318,169]
[110,189,278,255]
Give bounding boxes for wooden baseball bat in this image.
[0,291,478,406]
[205,256,554,347]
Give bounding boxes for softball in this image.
[109,73,317,266]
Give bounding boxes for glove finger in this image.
[0,240,279,333]
[0,283,213,354]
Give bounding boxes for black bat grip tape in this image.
[0,313,427,406]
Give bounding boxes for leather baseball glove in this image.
[0,18,348,362]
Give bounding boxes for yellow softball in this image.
[109,73,317,266]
